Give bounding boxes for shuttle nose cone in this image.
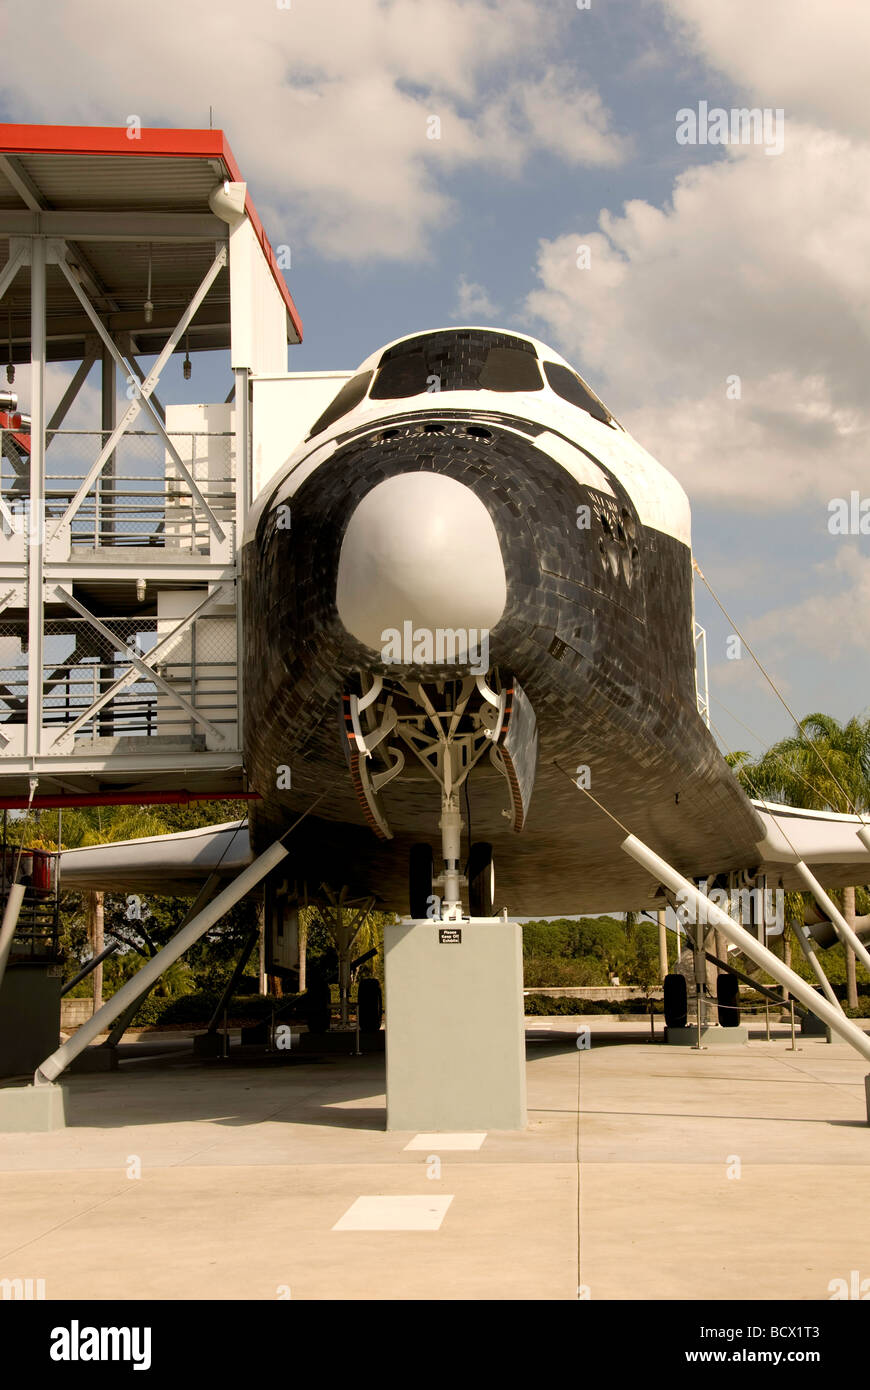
[336,472,507,652]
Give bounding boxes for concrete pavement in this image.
[0,1020,867,1300]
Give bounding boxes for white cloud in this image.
[520,2,870,511]
[0,0,628,261]
[10,363,102,430]
[661,0,870,141]
[452,275,499,320]
[525,125,870,506]
[474,69,632,173]
[738,549,870,684]
[701,547,870,748]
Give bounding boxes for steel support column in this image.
[794,860,870,978]
[35,795,325,1083]
[794,923,843,1012]
[26,236,46,756]
[622,833,870,1069]
[233,366,249,746]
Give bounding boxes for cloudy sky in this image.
[2,0,868,754]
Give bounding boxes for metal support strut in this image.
[439,791,464,920]
[34,794,326,1085]
[621,833,870,1092]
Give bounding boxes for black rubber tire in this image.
[663,972,688,1029]
[304,978,332,1035]
[358,977,383,1033]
[468,841,495,917]
[409,842,435,919]
[717,972,740,1027]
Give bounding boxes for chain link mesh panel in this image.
[0,612,237,747]
[1,430,234,553]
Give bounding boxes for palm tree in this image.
[733,714,870,1008]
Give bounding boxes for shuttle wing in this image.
[58,820,252,896]
[752,800,870,890]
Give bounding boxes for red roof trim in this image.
[0,410,31,453]
[0,124,303,343]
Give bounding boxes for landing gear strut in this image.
[342,670,538,921]
[408,836,495,919]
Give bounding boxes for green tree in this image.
[733,713,870,1008]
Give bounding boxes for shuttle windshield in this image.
[370,329,543,399]
[307,370,374,439]
[543,361,614,426]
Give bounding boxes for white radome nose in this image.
[336,473,507,650]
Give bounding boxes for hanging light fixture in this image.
[6,309,14,384]
[183,330,192,380]
[143,244,153,325]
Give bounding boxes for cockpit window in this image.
[478,347,542,392]
[370,329,543,399]
[544,362,614,426]
[307,371,373,439]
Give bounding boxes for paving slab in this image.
[0,1021,867,1300]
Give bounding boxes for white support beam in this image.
[0,160,119,314]
[48,584,229,748]
[0,210,227,241]
[100,341,117,546]
[138,398,226,542]
[0,243,28,305]
[52,249,227,543]
[794,923,843,1012]
[0,154,43,211]
[26,236,46,757]
[0,491,17,534]
[34,811,323,1084]
[622,832,870,1067]
[233,365,249,750]
[119,335,165,423]
[793,860,870,978]
[130,245,228,399]
[0,751,242,776]
[52,585,228,745]
[0,885,26,1000]
[46,342,99,436]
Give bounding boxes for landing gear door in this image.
[497,676,538,832]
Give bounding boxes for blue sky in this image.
[2,0,868,756]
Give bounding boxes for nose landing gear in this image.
[408,832,495,920]
[343,670,536,920]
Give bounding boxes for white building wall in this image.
[251,372,351,500]
[229,218,289,375]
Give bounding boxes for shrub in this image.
[522,954,607,988]
[523,993,664,1016]
[126,991,301,1028]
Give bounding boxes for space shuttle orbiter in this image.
[61,327,870,928]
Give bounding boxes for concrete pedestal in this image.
[801,1012,832,1039]
[666,1024,748,1046]
[384,918,526,1131]
[0,1082,66,1131]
